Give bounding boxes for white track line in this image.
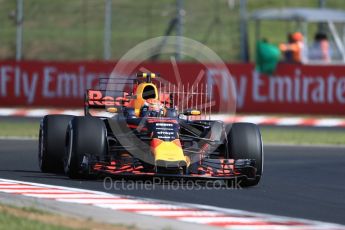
[136,210,224,217]
[95,203,190,210]
[315,119,344,127]
[275,118,304,126]
[56,198,139,204]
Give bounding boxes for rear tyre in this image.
[64,116,107,179]
[227,122,263,186]
[38,115,74,173]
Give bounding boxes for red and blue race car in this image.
[38,73,263,186]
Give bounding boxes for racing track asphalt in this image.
[0,139,344,225]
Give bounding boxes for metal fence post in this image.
[16,0,23,61]
[176,0,183,61]
[318,0,326,32]
[104,0,112,60]
[239,0,249,62]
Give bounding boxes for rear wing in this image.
[84,77,136,116]
[84,89,131,116]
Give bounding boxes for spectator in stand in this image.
[309,32,330,62]
[279,32,304,63]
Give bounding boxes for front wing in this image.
[87,157,256,181]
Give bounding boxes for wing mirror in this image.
[106,107,118,113]
[183,109,201,116]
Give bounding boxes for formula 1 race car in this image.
[38,73,263,186]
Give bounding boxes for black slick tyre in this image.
[64,116,107,179]
[38,115,74,173]
[227,122,263,186]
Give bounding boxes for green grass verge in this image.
[0,207,73,230]
[0,119,344,145]
[0,120,39,138]
[260,127,345,145]
[0,203,137,230]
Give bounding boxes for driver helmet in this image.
[140,98,164,117]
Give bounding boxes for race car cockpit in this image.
[139,98,165,117]
[129,73,170,118]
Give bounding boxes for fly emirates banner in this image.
[0,61,344,115]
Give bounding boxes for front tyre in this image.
[64,116,107,179]
[228,122,263,186]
